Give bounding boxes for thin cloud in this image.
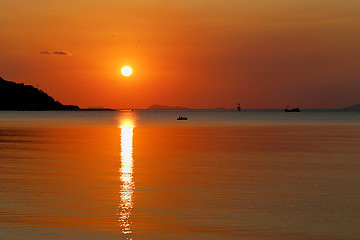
[39,51,71,56]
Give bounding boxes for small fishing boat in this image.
[177,116,188,120]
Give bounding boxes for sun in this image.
[121,66,133,77]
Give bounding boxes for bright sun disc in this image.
[121,66,132,77]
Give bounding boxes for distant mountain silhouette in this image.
[147,104,189,110]
[344,104,360,111]
[0,76,79,110]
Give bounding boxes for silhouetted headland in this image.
[0,76,79,110]
[147,104,189,110]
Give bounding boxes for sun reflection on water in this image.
[118,119,135,235]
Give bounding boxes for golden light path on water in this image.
[118,119,135,236]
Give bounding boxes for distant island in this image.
[344,104,360,111]
[147,104,190,110]
[81,107,115,111]
[0,76,79,110]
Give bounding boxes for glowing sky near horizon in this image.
[0,0,359,109]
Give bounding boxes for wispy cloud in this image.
[39,51,71,56]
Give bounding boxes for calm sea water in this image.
[1,110,360,239]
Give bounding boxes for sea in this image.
[0,109,359,240]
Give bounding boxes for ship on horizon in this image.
[284,106,300,112]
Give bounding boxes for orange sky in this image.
[1,0,359,109]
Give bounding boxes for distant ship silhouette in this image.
[237,103,241,111]
[284,106,300,112]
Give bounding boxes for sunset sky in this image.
[1,0,359,109]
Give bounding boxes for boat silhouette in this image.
[284,107,300,112]
[177,116,188,120]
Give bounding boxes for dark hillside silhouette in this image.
[0,77,79,110]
